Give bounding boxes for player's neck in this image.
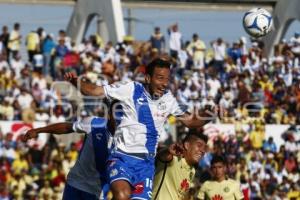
[143,83,159,100]
[215,176,226,182]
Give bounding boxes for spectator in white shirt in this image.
[49,106,65,123]
[211,38,227,81]
[31,73,47,90]
[10,54,24,79]
[219,90,233,110]
[206,74,221,98]
[0,38,3,54]
[200,93,216,109]
[168,23,182,60]
[16,89,34,110]
[178,43,189,70]
[35,109,50,122]
[0,54,9,71]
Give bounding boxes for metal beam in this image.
[122,1,273,11]
[0,0,277,9]
[0,0,75,5]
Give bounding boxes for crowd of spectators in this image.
[0,22,299,199]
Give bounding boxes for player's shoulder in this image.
[226,178,238,183]
[77,116,107,128]
[90,117,107,125]
[161,90,176,100]
[111,80,134,88]
[168,155,181,166]
[89,117,108,130]
[225,178,240,186]
[200,180,211,190]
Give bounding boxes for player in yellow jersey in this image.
[197,155,244,200]
[152,129,208,200]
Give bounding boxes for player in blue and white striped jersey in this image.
[65,57,214,200]
[22,115,115,200]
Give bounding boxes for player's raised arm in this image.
[22,122,73,142]
[22,117,97,142]
[64,72,105,96]
[157,143,183,163]
[178,108,215,128]
[170,97,217,128]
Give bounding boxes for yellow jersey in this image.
[249,130,265,149]
[26,32,39,51]
[197,178,244,200]
[152,156,195,200]
[8,30,21,51]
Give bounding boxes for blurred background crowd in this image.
[0,22,299,199]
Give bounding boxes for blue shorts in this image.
[107,151,155,200]
[63,183,99,200]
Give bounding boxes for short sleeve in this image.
[197,183,207,200]
[72,117,94,134]
[170,97,189,117]
[201,41,206,49]
[103,81,134,101]
[233,182,244,200]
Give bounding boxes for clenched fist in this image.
[168,143,184,156]
[21,129,39,142]
[64,72,78,86]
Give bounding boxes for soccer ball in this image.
[243,8,273,37]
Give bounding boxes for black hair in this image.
[211,155,226,166]
[182,128,208,144]
[14,23,20,29]
[145,57,171,76]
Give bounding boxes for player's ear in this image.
[183,141,189,151]
[145,74,151,84]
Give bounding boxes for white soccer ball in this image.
[243,8,273,38]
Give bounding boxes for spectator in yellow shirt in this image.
[249,125,265,150]
[26,30,40,62]
[152,129,208,200]
[187,33,206,71]
[66,142,78,162]
[197,155,244,200]
[11,153,28,175]
[8,23,21,60]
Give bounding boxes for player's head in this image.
[182,129,208,166]
[192,33,198,41]
[14,23,20,30]
[210,155,227,181]
[154,26,160,34]
[145,57,171,98]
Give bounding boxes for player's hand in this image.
[64,72,78,86]
[21,129,39,142]
[199,105,220,121]
[168,143,183,156]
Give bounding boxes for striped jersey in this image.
[103,81,186,155]
[67,117,113,198]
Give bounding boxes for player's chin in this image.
[153,91,163,98]
[194,154,203,162]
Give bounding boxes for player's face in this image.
[211,162,226,181]
[102,61,115,76]
[148,67,170,98]
[185,138,206,165]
